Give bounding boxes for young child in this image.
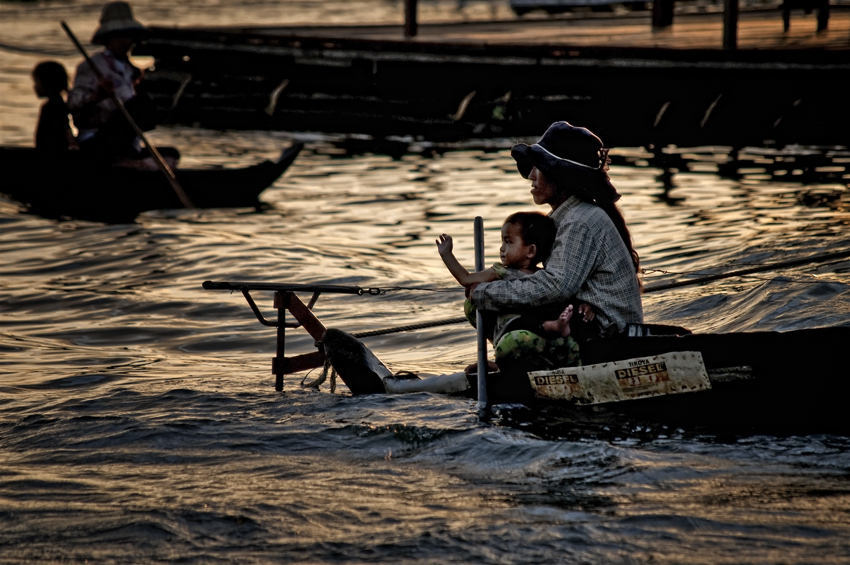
[436,211,593,346]
[32,61,78,153]
[436,211,554,288]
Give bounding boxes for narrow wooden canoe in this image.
[198,280,850,435]
[133,15,850,147]
[322,325,850,435]
[510,0,649,16]
[0,143,303,223]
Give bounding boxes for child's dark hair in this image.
[32,61,69,94]
[504,211,557,264]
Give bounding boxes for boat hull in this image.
[324,326,850,434]
[0,143,302,223]
[133,20,850,147]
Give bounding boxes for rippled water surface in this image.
[2,1,850,563]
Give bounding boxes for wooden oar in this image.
[60,21,194,208]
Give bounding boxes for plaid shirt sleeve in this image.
[470,196,643,333]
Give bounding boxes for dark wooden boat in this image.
[133,11,850,147]
[323,325,850,435]
[200,279,850,435]
[510,0,649,16]
[0,143,303,223]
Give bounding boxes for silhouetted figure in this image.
[32,61,78,153]
[67,2,166,166]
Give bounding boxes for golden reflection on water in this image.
[2,8,850,565]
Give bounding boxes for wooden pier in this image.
[257,9,850,51]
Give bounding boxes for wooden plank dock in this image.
[248,9,850,51]
[136,9,850,146]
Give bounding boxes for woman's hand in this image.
[435,233,453,257]
[577,303,595,322]
[95,76,115,101]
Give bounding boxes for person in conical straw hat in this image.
[465,121,644,371]
[68,2,171,165]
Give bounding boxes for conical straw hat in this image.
[91,2,146,45]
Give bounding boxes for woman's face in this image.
[104,35,138,56]
[529,167,560,208]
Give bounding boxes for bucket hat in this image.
[92,2,147,45]
[511,121,620,204]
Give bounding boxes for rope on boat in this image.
[336,250,850,338]
[210,248,850,352]
[301,358,338,390]
[643,248,850,293]
[351,316,469,338]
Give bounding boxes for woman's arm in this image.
[67,61,99,111]
[436,234,500,286]
[471,214,598,310]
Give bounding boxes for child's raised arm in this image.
[436,234,499,287]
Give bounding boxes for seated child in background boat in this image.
[31,61,79,153]
[436,211,594,371]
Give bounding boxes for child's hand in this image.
[435,234,453,257]
[577,303,595,322]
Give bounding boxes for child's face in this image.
[500,222,536,269]
[32,75,47,98]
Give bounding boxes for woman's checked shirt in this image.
[470,195,643,336]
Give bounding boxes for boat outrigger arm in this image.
[201,280,717,406]
[202,280,389,391]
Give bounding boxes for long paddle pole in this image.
[60,21,194,209]
[474,216,489,415]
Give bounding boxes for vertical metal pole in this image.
[273,291,287,391]
[651,0,675,29]
[404,0,418,38]
[722,0,738,51]
[474,216,489,413]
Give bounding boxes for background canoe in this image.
[0,143,303,223]
[133,12,850,147]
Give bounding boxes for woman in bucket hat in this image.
[467,121,643,370]
[67,2,163,164]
